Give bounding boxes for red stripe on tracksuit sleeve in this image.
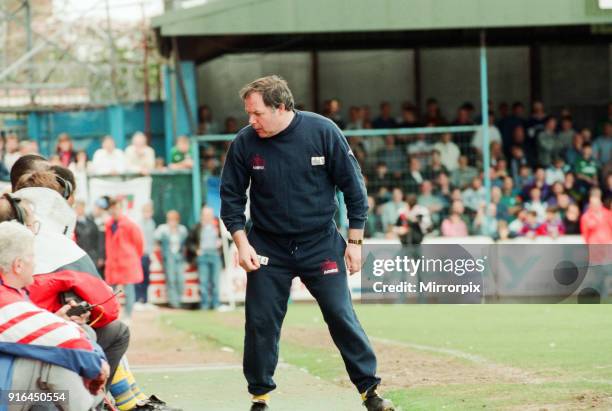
[0,310,40,333]
[16,321,67,344]
[57,337,94,351]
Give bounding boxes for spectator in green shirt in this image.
[573,144,599,194]
[536,116,561,168]
[499,177,522,221]
[169,135,193,170]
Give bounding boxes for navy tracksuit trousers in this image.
[243,223,381,396]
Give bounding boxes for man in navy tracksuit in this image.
[220,75,394,411]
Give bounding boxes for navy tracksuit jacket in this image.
[221,110,380,395]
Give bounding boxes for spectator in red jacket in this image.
[105,197,144,322]
[541,207,565,238]
[580,188,612,299]
[581,188,612,245]
[519,210,546,238]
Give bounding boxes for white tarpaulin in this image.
[88,177,152,223]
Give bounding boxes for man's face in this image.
[427,102,438,116]
[201,207,214,223]
[512,105,524,117]
[14,250,35,288]
[245,92,285,138]
[503,177,513,190]
[512,126,525,143]
[381,103,391,118]
[392,189,403,202]
[177,139,190,153]
[167,213,180,227]
[110,203,121,218]
[6,137,18,151]
[133,134,146,148]
[402,109,414,122]
[533,101,544,114]
[329,99,340,114]
[491,187,501,202]
[59,139,71,151]
[103,138,115,152]
[561,119,572,131]
[142,204,153,219]
[75,203,86,217]
[421,181,432,194]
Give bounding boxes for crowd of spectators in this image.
[327,99,612,241]
[2,99,611,242]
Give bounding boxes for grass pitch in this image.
[133,304,612,410]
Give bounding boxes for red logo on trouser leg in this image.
[321,260,339,275]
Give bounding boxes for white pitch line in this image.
[131,363,291,373]
[370,337,489,363]
[370,336,546,384]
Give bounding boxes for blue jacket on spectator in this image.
[154,224,188,261]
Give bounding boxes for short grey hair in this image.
[239,75,295,111]
[0,221,34,274]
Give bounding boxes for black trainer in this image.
[363,387,395,411]
[132,395,182,411]
[249,401,269,411]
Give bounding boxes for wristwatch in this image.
[347,238,363,245]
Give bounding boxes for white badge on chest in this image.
[311,156,325,166]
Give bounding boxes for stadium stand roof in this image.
[152,0,612,63]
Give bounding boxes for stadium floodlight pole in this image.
[480,29,492,227]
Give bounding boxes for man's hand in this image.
[344,243,362,275]
[55,301,91,325]
[237,243,261,272]
[84,360,110,395]
[232,230,261,272]
[345,228,364,275]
